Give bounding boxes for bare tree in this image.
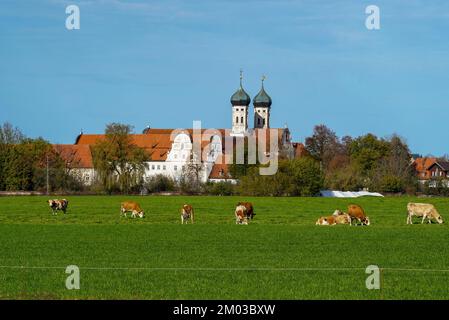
[0,122,25,144]
[305,124,341,170]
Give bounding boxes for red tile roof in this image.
[53,144,93,168]
[208,154,233,180]
[413,157,437,180]
[58,128,290,171]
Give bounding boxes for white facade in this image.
[71,168,96,186]
[231,105,249,135]
[143,132,223,183]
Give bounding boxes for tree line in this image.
[0,123,83,192]
[304,124,417,194]
[0,122,447,196]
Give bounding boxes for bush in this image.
[378,175,405,193]
[237,157,324,196]
[204,181,235,196]
[145,174,176,193]
[423,179,449,196]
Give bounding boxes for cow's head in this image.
[48,200,57,208]
[435,215,444,224]
[362,217,371,226]
[138,211,145,218]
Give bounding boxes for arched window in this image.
[241,116,244,123]
[258,118,261,125]
[263,119,266,125]
[236,116,239,123]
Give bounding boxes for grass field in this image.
[0,195,449,300]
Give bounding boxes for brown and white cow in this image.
[120,201,145,218]
[237,202,255,220]
[407,203,444,224]
[181,204,194,224]
[316,212,351,226]
[48,199,69,215]
[332,210,352,225]
[316,215,336,226]
[235,205,248,225]
[347,204,370,226]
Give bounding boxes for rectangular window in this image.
[152,165,155,170]
[163,165,166,170]
[157,165,160,170]
[236,116,238,123]
[174,165,177,171]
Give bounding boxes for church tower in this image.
[230,70,251,135]
[253,76,272,129]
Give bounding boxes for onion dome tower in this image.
[230,70,251,135]
[253,75,272,129]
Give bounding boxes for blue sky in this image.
[1,0,449,155]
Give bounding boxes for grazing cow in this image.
[347,204,370,226]
[237,202,255,220]
[407,203,444,224]
[48,199,69,215]
[181,204,194,224]
[235,205,248,225]
[120,201,145,218]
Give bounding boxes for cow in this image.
[120,201,145,218]
[316,216,336,226]
[181,204,194,224]
[407,203,444,224]
[347,204,370,226]
[235,205,248,225]
[332,210,344,216]
[316,212,351,226]
[237,202,255,220]
[332,210,352,225]
[48,199,69,215]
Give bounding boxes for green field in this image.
[0,195,448,300]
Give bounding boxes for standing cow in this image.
[235,205,248,225]
[237,202,255,220]
[347,204,370,226]
[120,201,145,218]
[407,203,444,224]
[48,199,69,215]
[181,204,194,224]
